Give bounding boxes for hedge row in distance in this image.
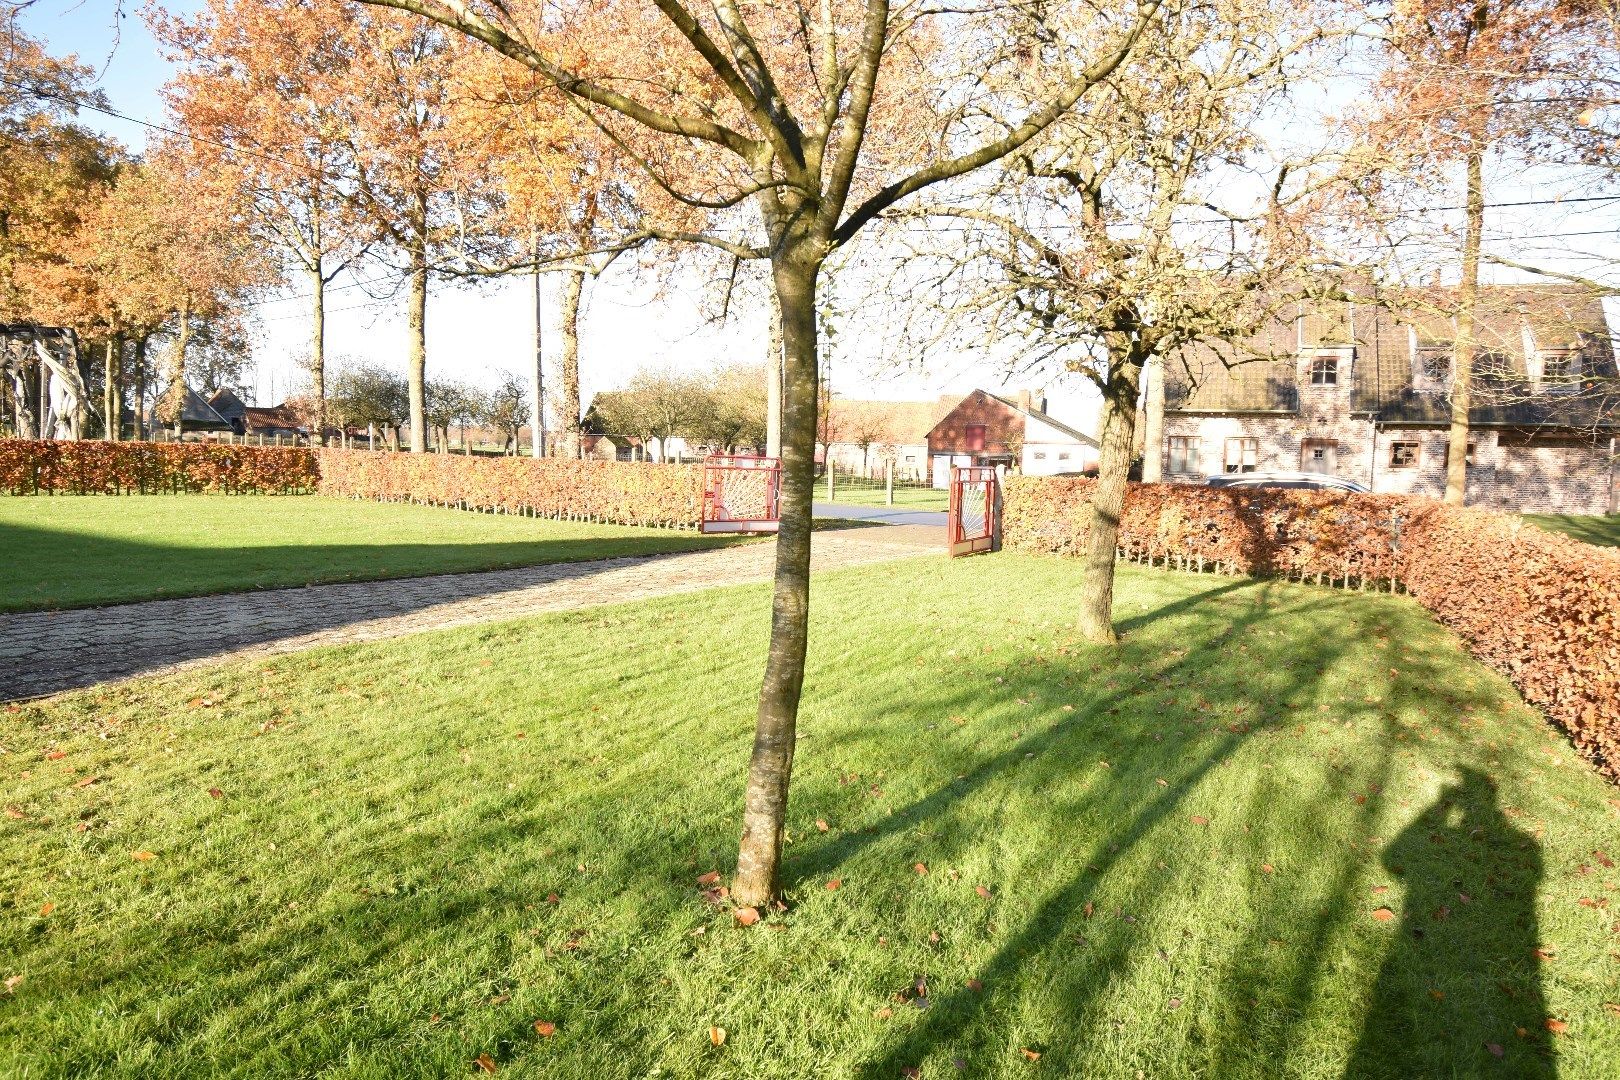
[1004,476,1620,781]
[313,448,706,529]
[0,439,318,495]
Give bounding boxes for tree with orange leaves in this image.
[154,0,375,446]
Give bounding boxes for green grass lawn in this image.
[3,556,1618,1078]
[1528,513,1620,547]
[0,495,738,612]
[823,475,948,511]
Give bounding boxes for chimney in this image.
[1014,389,1031,412]
[1032,389,1047,414]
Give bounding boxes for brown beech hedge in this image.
[1005,476,1620,781]
[313,449,705,528]
[0,439,318,494]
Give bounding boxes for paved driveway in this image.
[813,501,948,527]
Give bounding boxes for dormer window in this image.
[1414,347,1451,391]
[1303,347,1351,389]
[1539,350,1580,389]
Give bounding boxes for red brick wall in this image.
[928,391,1026,455]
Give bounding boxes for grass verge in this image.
[2,556,1617,1077]
[1528,513,1620,548]
[0,495,739,611]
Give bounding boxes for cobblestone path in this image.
[0,527,940,702]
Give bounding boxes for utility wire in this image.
[14,74,1620,223]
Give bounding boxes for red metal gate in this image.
[700,455,781,533]
[947,465,1000,557]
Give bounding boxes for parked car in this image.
[1205,472,1370,493]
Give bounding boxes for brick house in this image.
[926,389,1099,487]
[1158,286,1620,514]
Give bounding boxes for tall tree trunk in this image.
[558,268,584,459]
[309,259,327,447]
[133,335,148,440]
[1140,353,1164,483]
[766,293,783,458]
[407,240,429,454]
[733,242,820,908]
[1445,144,1484,506]
[103,334,121,442]
[162,299,193,435]
[531,232,545,458]
[1076,354,1145,644]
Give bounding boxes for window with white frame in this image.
[1224,437,1259,473]
[1167,435,1201,474]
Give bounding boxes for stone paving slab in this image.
[0,528,941,703]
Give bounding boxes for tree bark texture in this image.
[310,261,327,447]
[558,268,584,459]
[161,298,192,434]
[766,293,783,458]
[406,246,429,454]
[133,336,148,440]
[102,335,121,441]
[531,245,545,458]
[1076,355,1145,644]
[1445,144,1484,506]
[733,245,820,908]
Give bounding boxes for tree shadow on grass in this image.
[827,572,1554,1079]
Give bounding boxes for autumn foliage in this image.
[313,449,704,528]
[1005,477,1620,780]
[0,440,317,494]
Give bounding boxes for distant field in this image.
[0,495,738,611]
[1526,513,1620,547]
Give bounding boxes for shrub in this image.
[0,440,318,495]
[314,449,705,528]
[1005,476,1620,780]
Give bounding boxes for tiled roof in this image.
[1166,285,1619,428]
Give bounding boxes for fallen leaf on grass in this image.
[208,787,223,799]
[900,1068,921,1079]
[874,1007,893,1019]
[1485,1043,1505,1058]
[1595,850,1615,868]
[37,903,53,917]
[967,979,983,992]
[709,1026,726,1046]
[44,751,65,761]
[473,1052,497,1073]
[914,862,928,876]
[826,879,842,891]
[533,1020,556,1037]
[1371,885,1389,895]
[1189,815,1209,826]
[132,850,156,862]
[696,870,721,886]
[1429,989,1445,1001]
[1083,901,1094,918]
[975,885,992,899]
[545,893,560,904]
[1603,1002,1620,1016]
[1545,1018,1568,1034]
[1020,1048,1042,1061]
[3,975,21,994]
[1371,907,1396,923]
[73,776,99,789]
[816,819,829,832]
[1261,864,1275,874]
[734,907,761,926]
[4,807,24,820]
[1168,997,1183,1010]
